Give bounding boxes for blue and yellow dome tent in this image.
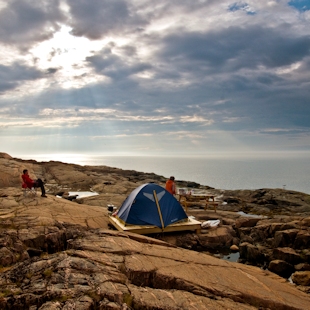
[109,183,201,234]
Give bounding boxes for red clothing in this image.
[21,172,46,196]
[22,174,35,189]
[165,179,176,195]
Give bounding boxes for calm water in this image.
[20,154,310,194]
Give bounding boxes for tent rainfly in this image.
[116,183,188,229]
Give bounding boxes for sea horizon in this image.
[13,151,310,195]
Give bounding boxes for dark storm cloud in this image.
[0,62,43,93]
[67,0,147,39]
[158,26,310,74]
[0,0,65,49]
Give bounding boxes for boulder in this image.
[237,223,276,246]
[230,244,239,251]
[273,247,302,265]
[175,233,200,250]
[274,229,299,248]
[294,230,310,249]
[269,222,299,235]
[295,263,310,271]
[235,218,260,228]
[291,271,310,286]
[268,260,294,278]
[222,218,235,226]
[198,226,235,250]
[240,234,254,244]
[239,242,265,264]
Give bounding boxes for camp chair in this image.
[22,182,37,197]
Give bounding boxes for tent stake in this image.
[153,190,165,230]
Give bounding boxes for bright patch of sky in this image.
[288,0,310,12]
[228,2,256,15]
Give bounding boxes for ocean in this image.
[19,153,310,195]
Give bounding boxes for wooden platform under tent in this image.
[109,215,202,235]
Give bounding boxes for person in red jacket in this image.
[165,176,176,195]
[22,169,47,197]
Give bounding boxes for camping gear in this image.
[201,219,220,228]
[117,183,188,228]
[107,205,114,212]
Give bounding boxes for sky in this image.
[0,0,310,159]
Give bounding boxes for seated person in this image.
[165,176,176,195]
[22,169,47,197]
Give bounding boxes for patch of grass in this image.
[300,250,310,262]
[52,295,72,303]
[0,289,12,298]
[40,252,49,258]
[59,295,71,302]
[26,272,33,279]
[123,293,133,307]
[43,269,53,278]
[86,290,101,302]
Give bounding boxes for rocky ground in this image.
[0,152,310,309]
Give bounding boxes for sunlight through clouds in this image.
[0,0,309,156]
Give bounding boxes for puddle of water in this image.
[203,250,240,263]
[222,252,240,262]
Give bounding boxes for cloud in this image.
[0,0,310,155]
[85,44,152,81]
[67,0,147,39]
[228,2,256,15]
[0,62,43,93]
[158,26,310,74]
[0,0,65,49]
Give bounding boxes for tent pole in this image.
[153,190,165,230]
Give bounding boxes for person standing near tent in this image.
[165,176,176,195]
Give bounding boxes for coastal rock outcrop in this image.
[1,223,310,309]
[1,153,310,308]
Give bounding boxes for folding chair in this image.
[22,182,37,197]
